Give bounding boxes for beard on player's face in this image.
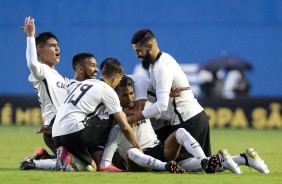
[141,50,152,70]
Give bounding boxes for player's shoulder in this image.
[159,52,176,63]
[128,74,149,83]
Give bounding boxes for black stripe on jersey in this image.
[48,116,56,127]
[147,91,156,98]
[172,98,184,124]
[86,103,104,119]
[43,79,53,105]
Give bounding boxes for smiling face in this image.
[81,57,99,80]
[132,43,153,70]
[117,85,135,109]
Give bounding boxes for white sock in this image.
[178,158,203,172]
[232,155,246,165]
[175,128,206,160]
[34,159,57,170]
[127,148,166,171]
[100,125,123,168]
[34,159,73,171]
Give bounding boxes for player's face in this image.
[81,57,99,80]
[38,38,60,67]
[118,86,135,109]
[132,43,152,70]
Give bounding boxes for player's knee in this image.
[127,148,139,161]
[175,128,187,144]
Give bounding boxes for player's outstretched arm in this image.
[113,111,141,150]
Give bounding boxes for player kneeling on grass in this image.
[99,75,220,173]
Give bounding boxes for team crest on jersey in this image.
[98,113,110,120]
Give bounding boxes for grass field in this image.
[0,126,281,184]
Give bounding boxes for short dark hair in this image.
[101,58,124,78]
[115,75,135,93]
[72,53,95,70]
[35,32,58,47]
[131,29,155,45]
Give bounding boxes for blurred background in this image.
[0,0,281,127]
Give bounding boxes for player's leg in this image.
[171,111,212,161]
[232,148,269,173]
[98,125,125,172]
[164,128,206,161]
[126,148,184,173]
[53,130,96,172]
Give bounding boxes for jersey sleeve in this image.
[26,37,42,77]
[102,87,123,114]
[142,60,173,119]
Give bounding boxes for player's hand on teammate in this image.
[20,16,35,37]
[36,125,52,134]
[170,87,190,97]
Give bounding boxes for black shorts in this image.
[154,125,171,142]
[53,129,93,166]
[170,111,212,161]
[53,115,114,166]
[143,143,166,162]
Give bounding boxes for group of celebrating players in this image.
[19,16,269,174]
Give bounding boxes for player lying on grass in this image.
[99,75,219,173]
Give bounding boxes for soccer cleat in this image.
[98,164,125,172]
[33,147,50,160]
[241,148,270,174]
[165,161,185,173]
[57,146,71,171]
[217,148,242,174]
[201,155,219,174]
[19,158,35,170]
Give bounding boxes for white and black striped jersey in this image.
[26,37,68,126]
[142,52,204,126]
[52,79,122,137]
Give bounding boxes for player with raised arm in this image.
[52,58,140,172]
[20,17,68,167]
[19,52,100,171]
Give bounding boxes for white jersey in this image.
[142,52,204,126]
[26,37,67,126]
[117,118,159,160]
[128,75,155,102]
[52,79,122,137]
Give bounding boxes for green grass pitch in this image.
[0,126,281,184]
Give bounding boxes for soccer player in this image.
[100,75,219,173]
[21,17,68,157]
[52,58,140,172]
[129,29,212,163]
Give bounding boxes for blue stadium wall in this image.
[1,0,282,97]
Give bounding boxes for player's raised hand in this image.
[20,16,35,37]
